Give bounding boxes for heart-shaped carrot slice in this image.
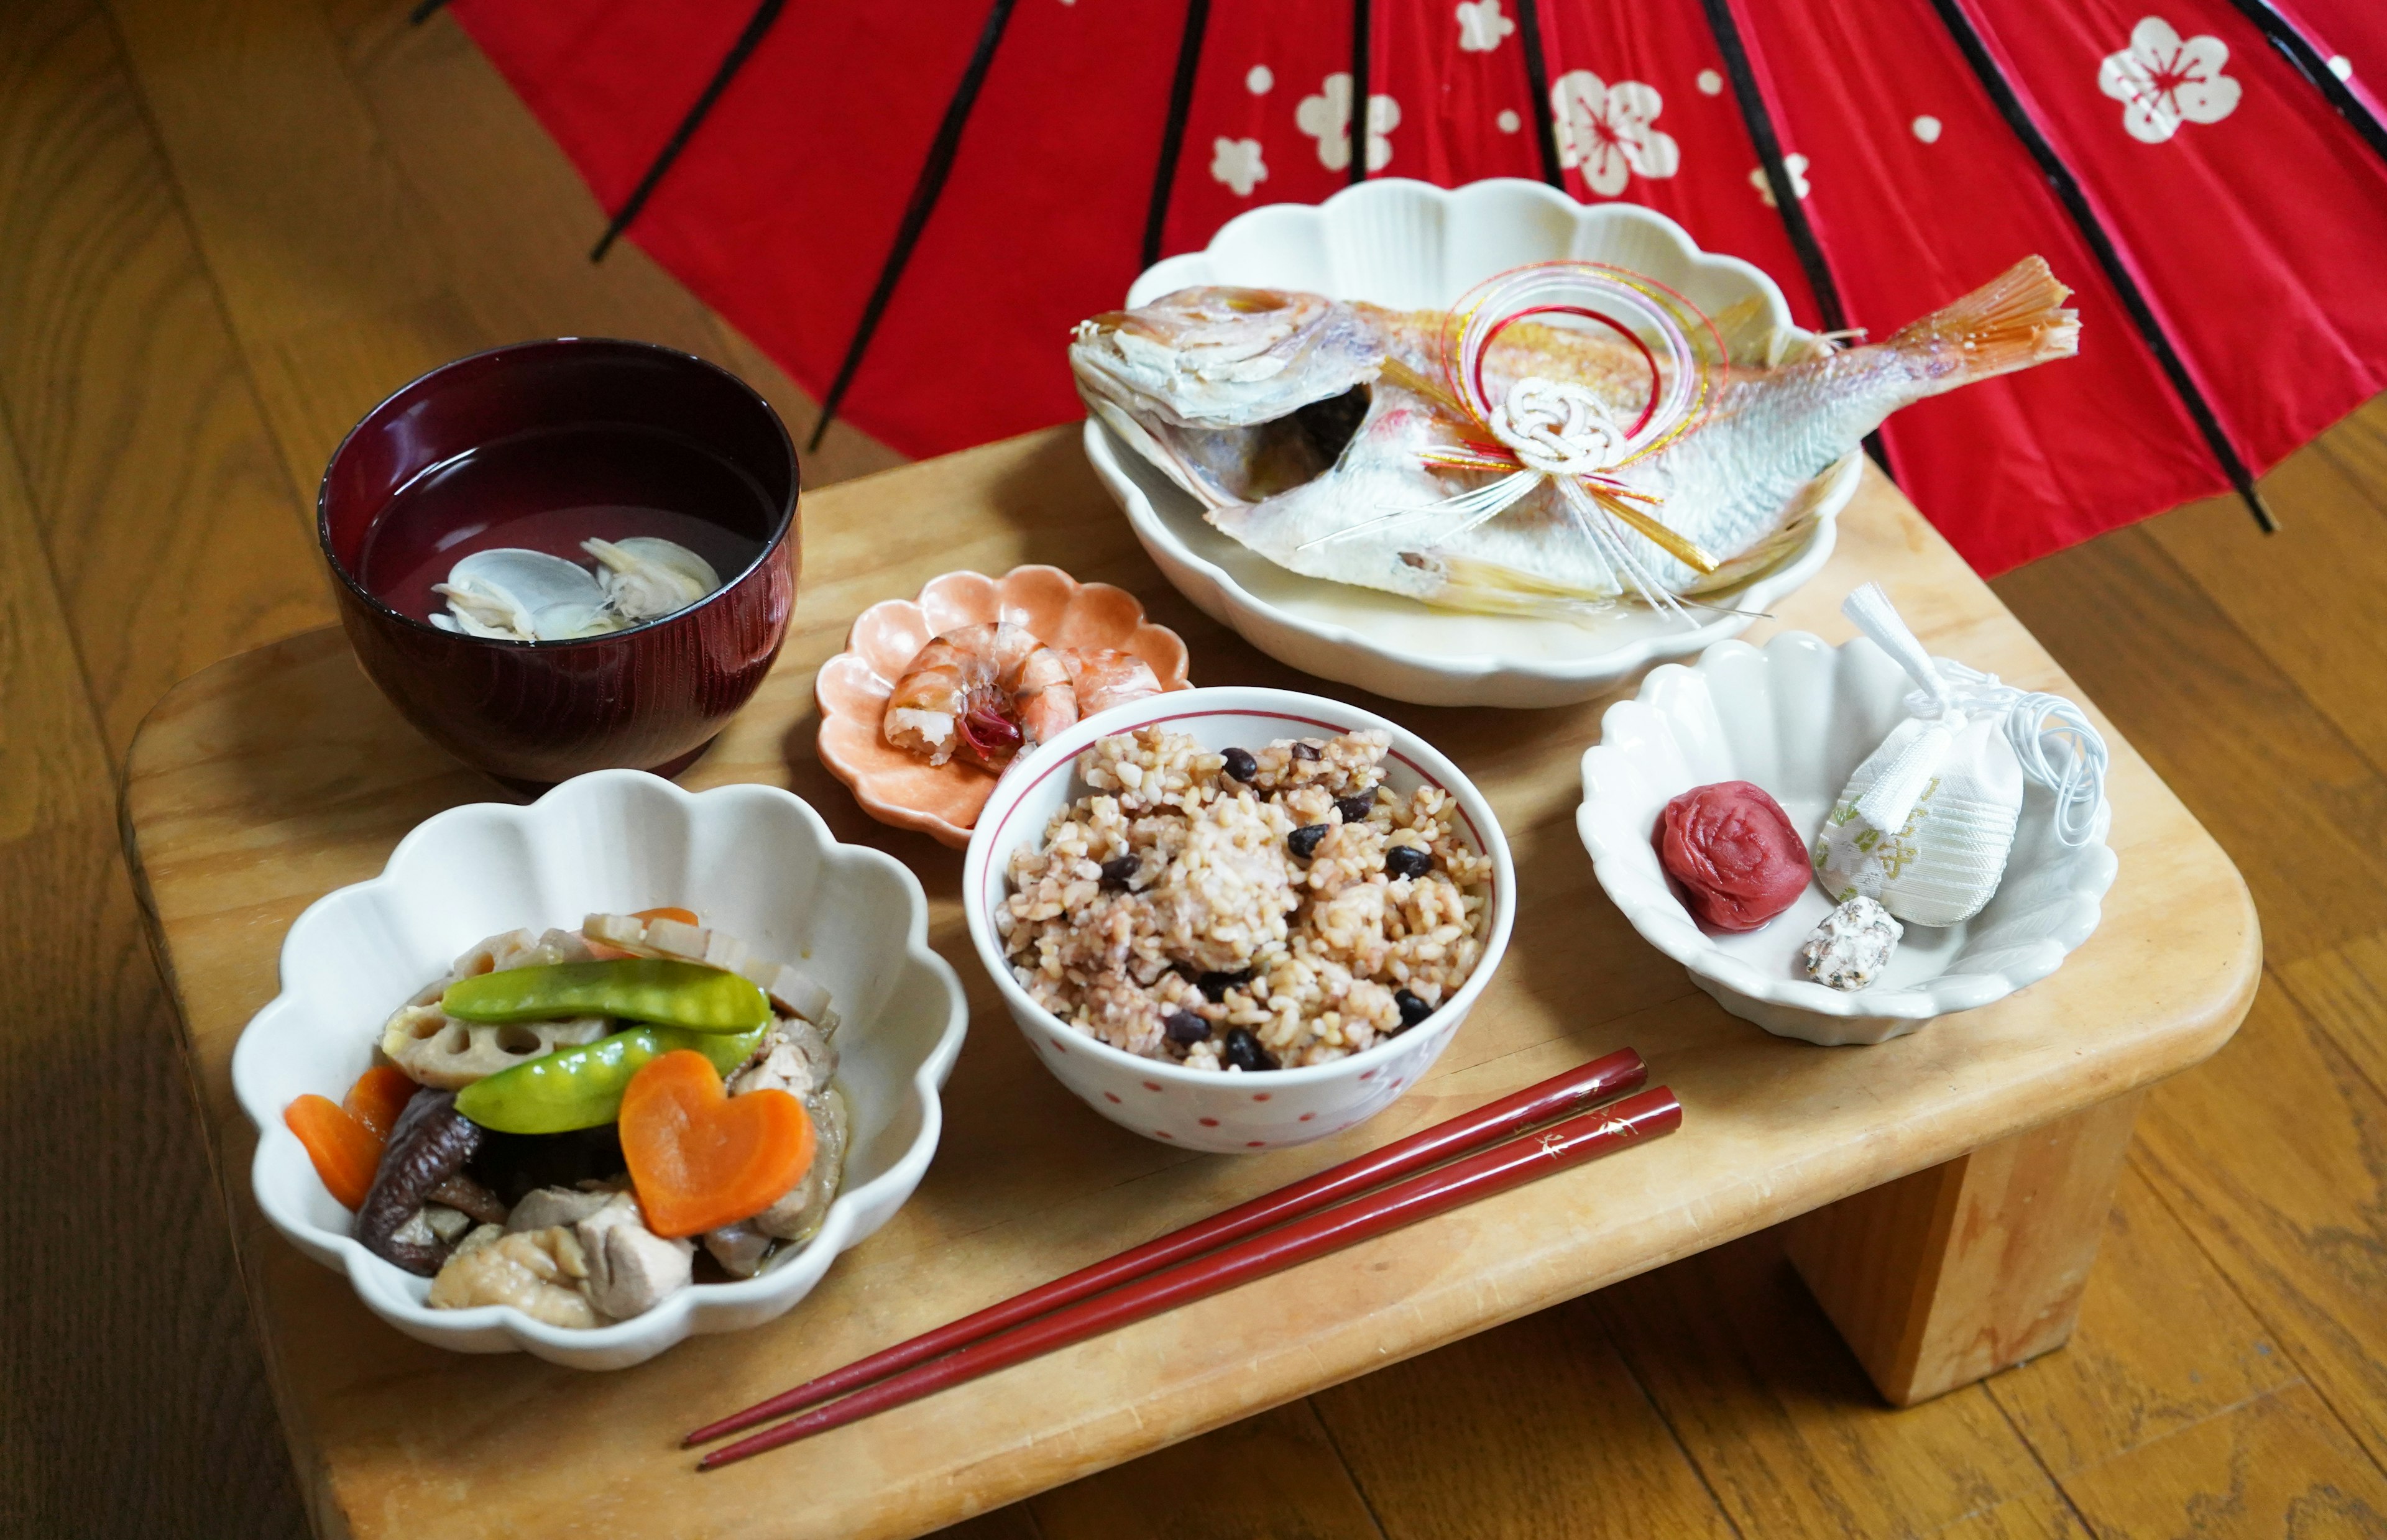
[620,1050,815,1239]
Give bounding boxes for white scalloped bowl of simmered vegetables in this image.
[232,769,968,1370]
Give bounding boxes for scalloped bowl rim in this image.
[961,685,1517,1087]
[814,564,1195,848]
[231,769,969,1362]
[1086,176,1851,690]
[1576,632,2117,1022]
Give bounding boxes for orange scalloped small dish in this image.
[815,566,1193,847]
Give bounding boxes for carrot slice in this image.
[582,939,640,961]
[341,1064,418,1140]
[284,1095,385,1211]
[633,906,701,927]
[619,1050,814,1239]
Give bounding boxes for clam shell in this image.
[435,548,621,641]
[584,536,722,623]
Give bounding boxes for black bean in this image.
[1220,746,1258,782]
[1334,794,1374,825]
[1394,988,1434,1032]
[1163,1009,1212,1045]
[1223,1027,1279,1073]
[1197,968,1252,1002]
[1384,844,1434,879]
[1292,741,1322,761]
[1287,823,1330,861]
[1098,854,1140,891]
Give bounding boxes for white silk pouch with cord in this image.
[1814,584,2111,927]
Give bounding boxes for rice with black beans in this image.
[998,726,1491,1070]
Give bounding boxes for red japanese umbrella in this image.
[433,0,2387,574]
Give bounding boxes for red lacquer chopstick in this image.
[687,1048,1649,1448]
[697,1084,1681,1470]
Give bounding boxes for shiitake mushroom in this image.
[356,1089,482,1275]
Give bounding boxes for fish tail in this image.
[1886,255,2079,387]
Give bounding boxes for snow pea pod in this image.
[443,959,768,1034]
[454,1024,766,1135]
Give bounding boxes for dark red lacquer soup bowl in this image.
[320,339,799,786]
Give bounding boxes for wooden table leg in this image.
[1785,1089,2146,1406]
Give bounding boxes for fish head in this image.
[1069,287,1384,430]
[1072,287,1391,510]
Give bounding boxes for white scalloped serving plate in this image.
[231,770,968,1370]
[1083,176,1852,708]
[1578,632,2117,1045]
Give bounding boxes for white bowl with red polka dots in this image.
[963,686,1515,1153]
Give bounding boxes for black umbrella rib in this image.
[1697,0,1891,479]
[1512,0,1566,188]
[590,0,788,262]
[1697,0,1850,334]
[1926,0,2276,533]
[1348,0,1373,185]
[1141,0,1213,270]
[809,0,1019,452]
[407,0,450,23]
[2224,0,2387,170]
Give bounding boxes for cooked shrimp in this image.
[883,622,1078,769]
[1058,648,1164,717]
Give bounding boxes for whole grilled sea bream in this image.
[1071,257,2078,616]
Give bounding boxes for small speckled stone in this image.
[1800,896,1903,992]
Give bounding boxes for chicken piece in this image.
[726,1022,837,1102]
[702,1221,773,1279]
[425,1226,600,1329]
[501,1186,692,1321]
[505,1186,615,1234]
[575,1191,694,1319]
[750,1087,849,1243]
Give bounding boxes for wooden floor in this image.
[4,2,2384,1535]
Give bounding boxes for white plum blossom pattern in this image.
[1696,68,1724,96]
[1497,108,1522,134]
[1297,74,1400,173]
[1456,0,1514,53]
[1549,71,1679,196]
[1246,63,1274,94]
[2099,17,2242,143]
[1211,137,1267,196]
[1912,114,1943,143]
[1749,153,1811,206]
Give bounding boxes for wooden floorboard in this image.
[5,0,2387,1531]
[0,357,307,1539]
[0,0,331,753]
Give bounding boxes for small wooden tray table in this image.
[122,426,2258,1540]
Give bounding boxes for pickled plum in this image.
[1655,782,1810,932]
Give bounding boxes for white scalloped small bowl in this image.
[1578,632,2117,1045]
[231,770,968,1369]
[963,686,1515,1152]
[1084,176,1853,708]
